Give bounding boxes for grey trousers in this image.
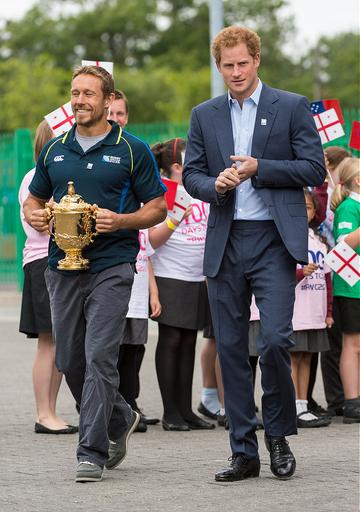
[45,263,134,467]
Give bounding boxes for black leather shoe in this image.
[197,402,218,420]
[134,418,148,432]
[185,417,215,430]
[264,434,296,479]
[215,454,260,482]
[134,407,159,425]
[162,420,190,431]
[142,414,160,425]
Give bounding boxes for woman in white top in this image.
[19,120,77,434]
[149,138,214,431]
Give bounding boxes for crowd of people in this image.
[18,24,359,484]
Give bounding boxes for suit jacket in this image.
[182,83,326,278]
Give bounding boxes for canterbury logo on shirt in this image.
[54,155,64,162]
[102,155,121,164]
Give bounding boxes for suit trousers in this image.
[207,220,297,458]
[45,263,134,467]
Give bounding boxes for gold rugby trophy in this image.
[45,181,98,270]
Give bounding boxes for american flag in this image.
[311,99,344,124]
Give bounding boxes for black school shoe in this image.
[35,422,78,434]
[297,412,331,428]
[343,398,360,424]
[197,402,219,420]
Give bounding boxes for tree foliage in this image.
[0,0,358,132]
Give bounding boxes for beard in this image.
[74,107,106,127]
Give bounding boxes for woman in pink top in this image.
[19,120,77,435]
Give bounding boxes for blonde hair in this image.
[330,157,360,211]
[211,26,261,65]
[34,120,54,162]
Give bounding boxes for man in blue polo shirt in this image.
[23,65,167,483]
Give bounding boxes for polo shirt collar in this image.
[228,79,262,107]
[61,121,122,148]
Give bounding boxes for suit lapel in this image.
[251,84,279,158]
[212,96,234,168]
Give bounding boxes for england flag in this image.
[81,60,114,76]
[324,241,360,287]
[313,108,345,145]
[44,101,75,136]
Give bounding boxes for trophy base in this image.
[57,254,90,270]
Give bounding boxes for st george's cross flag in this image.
[324,241,360,287]
[81,60,114,76]
[44,101,75,136]
[311,99,344,124]
[313,108,345,145]
[169,184,192,222]
[349,121,360,151]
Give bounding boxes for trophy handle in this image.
[44,204,54,237]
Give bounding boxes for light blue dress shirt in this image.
[229,79,272,220]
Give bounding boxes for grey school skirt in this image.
[248,321,330,355]
[153,276,210,330]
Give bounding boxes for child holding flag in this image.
[330,157,360,423]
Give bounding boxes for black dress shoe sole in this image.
[215,469,260,482]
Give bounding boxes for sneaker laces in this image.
[79,461,95,466]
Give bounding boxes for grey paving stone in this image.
[0,291,358,512]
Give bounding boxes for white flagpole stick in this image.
[326,168,335,187]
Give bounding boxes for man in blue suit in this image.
[183,25,326,482]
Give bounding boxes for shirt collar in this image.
[63,120,121,147]
[349,191,360,202]
[228,79,262,108]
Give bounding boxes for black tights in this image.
[117,344,140,410]
[156,323,199,424]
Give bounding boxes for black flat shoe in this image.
[215,454,260,482]
[264,434,296,479]
[185,417,215,430]
[197,402,218,420]
[297,412,331,428]
[162,420,190,431]
[34,423,79,434]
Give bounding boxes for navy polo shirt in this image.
[29,121,166,273]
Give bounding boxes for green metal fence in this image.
[0,114,359,289]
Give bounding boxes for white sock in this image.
[201,388,220,414]
[219,408,225,416]
[296,399,318,421]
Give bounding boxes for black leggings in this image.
[155,323,200,424]
[117,344,140,410]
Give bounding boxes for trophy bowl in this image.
[45,181,98,270]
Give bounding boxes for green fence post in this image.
[14,128,34,290]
